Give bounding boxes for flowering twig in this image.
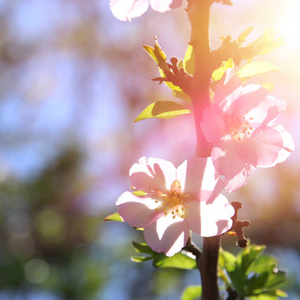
[187,0,221,299]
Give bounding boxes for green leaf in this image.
[260,81,274,92]
[265,269,286,289]
[132,241,156,256]
[172,89,191,102]
[227,267,246,295]
[143,41,169,75]
[237,61,281,82]
[219,249,236,269]
[143,45,157,62]
[135,101,191,122]
[181,285,202,300]
[144,40,191,102]
[153,252,197,269]
[143,41,167,65]
[131,256,153,263]
[237,26,254,45]
[273,289,288,297]
[245,272,269,295]
[238,245,266,274]
[103,211,123,222]
[247,27,284,56]
[249,295,277,300]
[219,246,287,299]
[248,254,287,290]
[249,289,287,299]
[212,58,234,82]
[183,45,194,75]
[249,254,277,274]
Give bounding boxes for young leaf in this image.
[246,27,284,56]
[173,89,191,102]
[132,241,156,255]
[131,256,153,263]
[245,272,269,295]
[143,41,167,65]
[157,67,191,102]
[219,245,288,299]
[260,81,274,92]
[135,101,191,122]
[143,40,169,75]
[212,58,234,82]
[103,211,124,222]
[237,61,281,82]
[183,45,194,75]
[237,26,254,45]
[143,45,157,63]
[238,245,266,274]
[273,289,288,297]
[181,286,202,300]
[249,289,287,299]
[219,248,236,269]
[153,252,197,269]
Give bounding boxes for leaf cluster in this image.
[131,241,197,270]
[136,29,282,123]
[134,41,193,122]
[104,211,288,299]
[214,27,284,66]
[219,245,287,299]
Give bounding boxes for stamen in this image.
[227,111,254,142]
[152,179,189,219]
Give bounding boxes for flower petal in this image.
[150,0,182,12]
[200,105,225,143]
[224,165,255,193]
[110,0,149,21]
[273,125,295,164]
[246,95,286,128]
[177,157,225,197]
[231,85,269,116]
[117,192,163,228]
[214,69,243,107]
[246,124,294,168]
[212,137,244,178]
[212,137,253,192]
[144,215,189,256]
[130,157,177,193]
[186,192,234,237]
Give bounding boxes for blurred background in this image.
[0,0,299,299]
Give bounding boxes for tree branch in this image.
[187,1,221,299]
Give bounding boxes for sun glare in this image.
[279,1,300,49]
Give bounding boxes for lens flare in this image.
[279,2,300,49]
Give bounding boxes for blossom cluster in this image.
[201,69,294,192]
[116,68,294,256]
[110,3,294,256]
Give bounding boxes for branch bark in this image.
[187,0,214,158]
[187,1,221,299]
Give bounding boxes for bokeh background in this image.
[0,0,299,299]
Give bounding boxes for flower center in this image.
[227,109,253,142]
[155,179,189,219]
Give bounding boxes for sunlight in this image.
[279,1,300,49]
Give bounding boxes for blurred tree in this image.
[0,146,108,299]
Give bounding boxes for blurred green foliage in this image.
[0,147,107,298]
